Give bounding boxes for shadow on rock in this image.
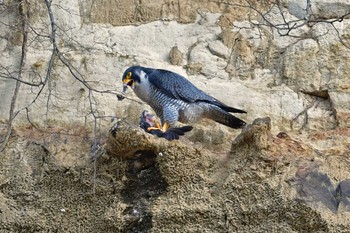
[106,119,204,232]
[118,148,168,233]
[293,171,350,213]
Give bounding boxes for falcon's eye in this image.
[126,72,132,79]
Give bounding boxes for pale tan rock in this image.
[208,40,230,59]
[286,0,350,20]
[1,0,350,230]
[169,46,183,65]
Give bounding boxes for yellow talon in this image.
[161,122,169,132]
[147,122,169,132]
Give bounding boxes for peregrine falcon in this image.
[122,65,246,136]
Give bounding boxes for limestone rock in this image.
[208,40,230,59]
[286,0,350,20]
[169,46,183,65]
[1,0,350,231]
[188,41,229,79]
[1,116,350,231]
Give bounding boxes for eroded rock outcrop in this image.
[1,115,349,231]
[106,118,349,232]
[1,0,350,232]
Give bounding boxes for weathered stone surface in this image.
[208,40,230,59]
[169,45,183,65]
[286,0,350,20]
[1,115,350,231]
[82,0,271,26]
[337,180,350,213]
[1,0,350,231]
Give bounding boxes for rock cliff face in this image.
[0,0,349,232]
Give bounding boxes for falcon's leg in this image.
[146,107,192,140]
[148,106,177,131]
[146,120,192,141]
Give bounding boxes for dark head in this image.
[121,66,143,92]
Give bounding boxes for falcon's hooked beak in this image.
[122,79,133,92]
[122,72,134,92]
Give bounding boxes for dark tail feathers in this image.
[209,107,246,129]
[219,105,246,114]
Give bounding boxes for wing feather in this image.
[148,69,212,102]
[146,68,246,114]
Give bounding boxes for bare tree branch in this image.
[0,65,43,86]
[219,0,350,42]
[0,0,29,152]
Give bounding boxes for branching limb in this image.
[221,0,350,42]
[0,0,29,152]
